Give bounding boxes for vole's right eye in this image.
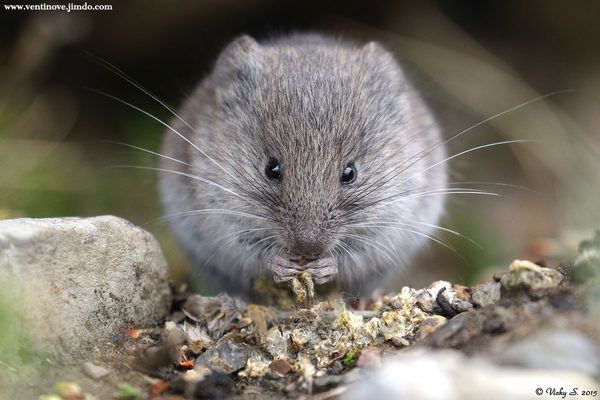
[265,158,282,181]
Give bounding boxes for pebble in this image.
[500,259,564,291]
[82,361,110,380]
[196,338,257,374]
[471,281,501,307]
[417,315,447,340]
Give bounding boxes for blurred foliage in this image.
[0,280,44,398]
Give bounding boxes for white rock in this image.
[344,349,598,400]
[493,329,600,375]
[0,216,171,359]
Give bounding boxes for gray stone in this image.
[471,281,501,307]
[0,216,172,359]
[430,311,470,347]
[196,338,257,374]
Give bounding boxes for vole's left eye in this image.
[340,162,357,184]
[265,158,282,182]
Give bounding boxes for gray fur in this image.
[159,34,447,296]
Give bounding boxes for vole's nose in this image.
[289,232,326,264]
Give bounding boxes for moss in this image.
[115,383,141,400]
[342,348,361,367]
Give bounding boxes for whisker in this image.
[86,56,244,186]
[340,140,527,220]
[107,165,246,201]
[346,223,468,264]
[143,208,271,226]
[340,91,569,209]
[88,88,248,185]
[341,186,499,223]
[400,139,534,186]
[99,139,191,166]
[103,146,273,209]
[88,62,282,210]
[350,218,483,250]
[204,229,278,266]
[446,181,541,195]
[244,234,281,265]
[336,239,361,267]
[338,233,397,265]
[397,190,501,201]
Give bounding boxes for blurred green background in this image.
[1,0,599,289]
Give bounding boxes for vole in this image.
[159,34,447,297]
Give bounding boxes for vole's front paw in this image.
[305,257,338,284]
[269,256,338,284]
[269,255,304,282]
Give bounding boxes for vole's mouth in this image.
[287,255,319,266]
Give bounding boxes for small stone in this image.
[452,284,471,302]
[471,281,501,307]
[414,281,451,313]
[415,291,434,312]
[182,293,243,340]
[500,260,564,292]
[182,324,213,354]
[269,359,293,376]
[265,326,290,359]
[134,327,187,370]
[183,365,212,383]
[290,328,310,351]
[450,285,473,312]
[238,355,270,379]
[430,312,470,347]
[389,336,410,347]
[191,372,236,399]
[435,287,457,317]
[196,338,256,374]
[82,361,110,380]
[313,374,346,390]
[149,380,170,398]
[54,382,84,400]
[417,315,447,340]
[356,346,383,368]
[451,299,473,313]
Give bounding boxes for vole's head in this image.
[188,35,446,286]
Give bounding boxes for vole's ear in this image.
[361,40,405,80]
[212,35,264,84]
[361,41,396,63]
